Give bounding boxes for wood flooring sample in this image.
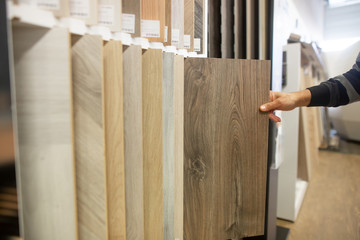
[12,25,77,240]
[164,0,171,45]
[208,0,221,57]
[71,34,107,240]
[171,0,184,48]
[221,0,234,58]
[123,45,144,240]
[194,0,203,53]
[142,49,164,240]
[174,54,184,240]
[103,40,126,240]
[246,0,257,59]
[98,0,122,32]
[234,0,246,59]
[184,0,194,51]
[184,58,270,239]
[70,0,98,25]
[122,0,141,37]
[141,0,165,42]
[16,0,70,17]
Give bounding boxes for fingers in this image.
[269,112,281,123]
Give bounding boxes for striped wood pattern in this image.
[12,25,77,240]
[184,58,270,239]
[141,0,165,42]
[171,0,184,48]
[142,49,164,240]
[103,40,126,240]
[71,34,107,240]
[122,0,141,37]
[123,45,144,240]
[194,0,203,53]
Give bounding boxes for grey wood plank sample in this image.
[235,0,246,59]
[194,0,203,53]
[208,0,221,57]
[184,58,270,239]
[71,34,107,240]
[171,0,184,48]
[123,45,144,240]
[162,52,175,240]
[246,0,257,59]
[221,0,234,58]
[12,25,77,240]
[173,54,184,240]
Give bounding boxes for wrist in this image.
[295,89,311,107]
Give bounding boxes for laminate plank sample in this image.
[142,49,164,240]
[71,34,107,240]
[221,0,234,58]
[123,45,144,240]
[122,0,141,37]
[163,52,174,240]
[16,0,70,17]
[184,0,194,51]
[12,25,76,240]
[246,0,256,59]
[69,0,98,25]
[98,0,122,32]
[184,58,270,239]
[141,0,165,42]
[235,0,246,59]
[258,0,267,60]
[165,0,171,45]
[173,54,184,240]
[103,40,126,240]
[208,0,221,57]
[194,0,204,53]
[171,0,184,48]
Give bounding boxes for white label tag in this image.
[122,14,135,33]
[70,0,90,18]
[164,26,168,42]
[98,4,114,26]
[37,0,59,10]
[171,29,180,45]
[184,35,191,49]
[141,20,160,38]
[194,38,201,52]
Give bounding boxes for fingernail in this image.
[260,105,266,111]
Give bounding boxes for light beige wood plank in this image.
[184,0,194,51]
[70,0,98,25]
[12,25,77,240]
[141,0,165,42]
[98,0,122,32]
[123,45,144,240]
[71,34,107,240]
[142,49,164,240]
[103,40,126,240]
[171,0,184,48]
[174,54,184,240]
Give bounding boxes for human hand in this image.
[259,90,311,122]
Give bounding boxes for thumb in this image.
[260,100,281,112]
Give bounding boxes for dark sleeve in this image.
[307,52,360,107]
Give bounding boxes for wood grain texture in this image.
[162,52,175,240]
[123,45,144,240]
[171,0,184,48]
[165,0,171,45]
[71,34,107,240]
[122,0,141,37]
[184,0,194,51]
[246,0,256,59]
[173,54,184,240]
[142,49,164,240]
[194,0,203,53]
[98,0,122,32]
[103,40,126,240]
[259,0,267,60]
[235,0,246,59]
[184,58,270,239]
[208,0,221,57]
[141,0,165,42]
[69,0,98,25]
[221,0,234,58]
[12,25,77,240]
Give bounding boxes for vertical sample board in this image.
[122,0,141,37]
[164,0,171,45]
[234,0,246,59]
[98,0,122,32]
[194,0,204,53]
[16,0,70,17]
[221,0,235,58]
[208,0,221,57]
[184,0,194,51]
[171,0,184,48]
[258,0,269,60]
[12,25,77,240]
[246,0,257,59]
[142,49,164,240]
[70,0,98,25]
[103,40,126,239]
[162,52,175,240]
[184,58,270,239]
[71,34,107,240]
[141,0,165,42]
[174,55,184,240]
[123,45,144,240]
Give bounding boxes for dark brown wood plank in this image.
[221,0,234,58]
[184,58,270,239]
[208,0,221,57]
